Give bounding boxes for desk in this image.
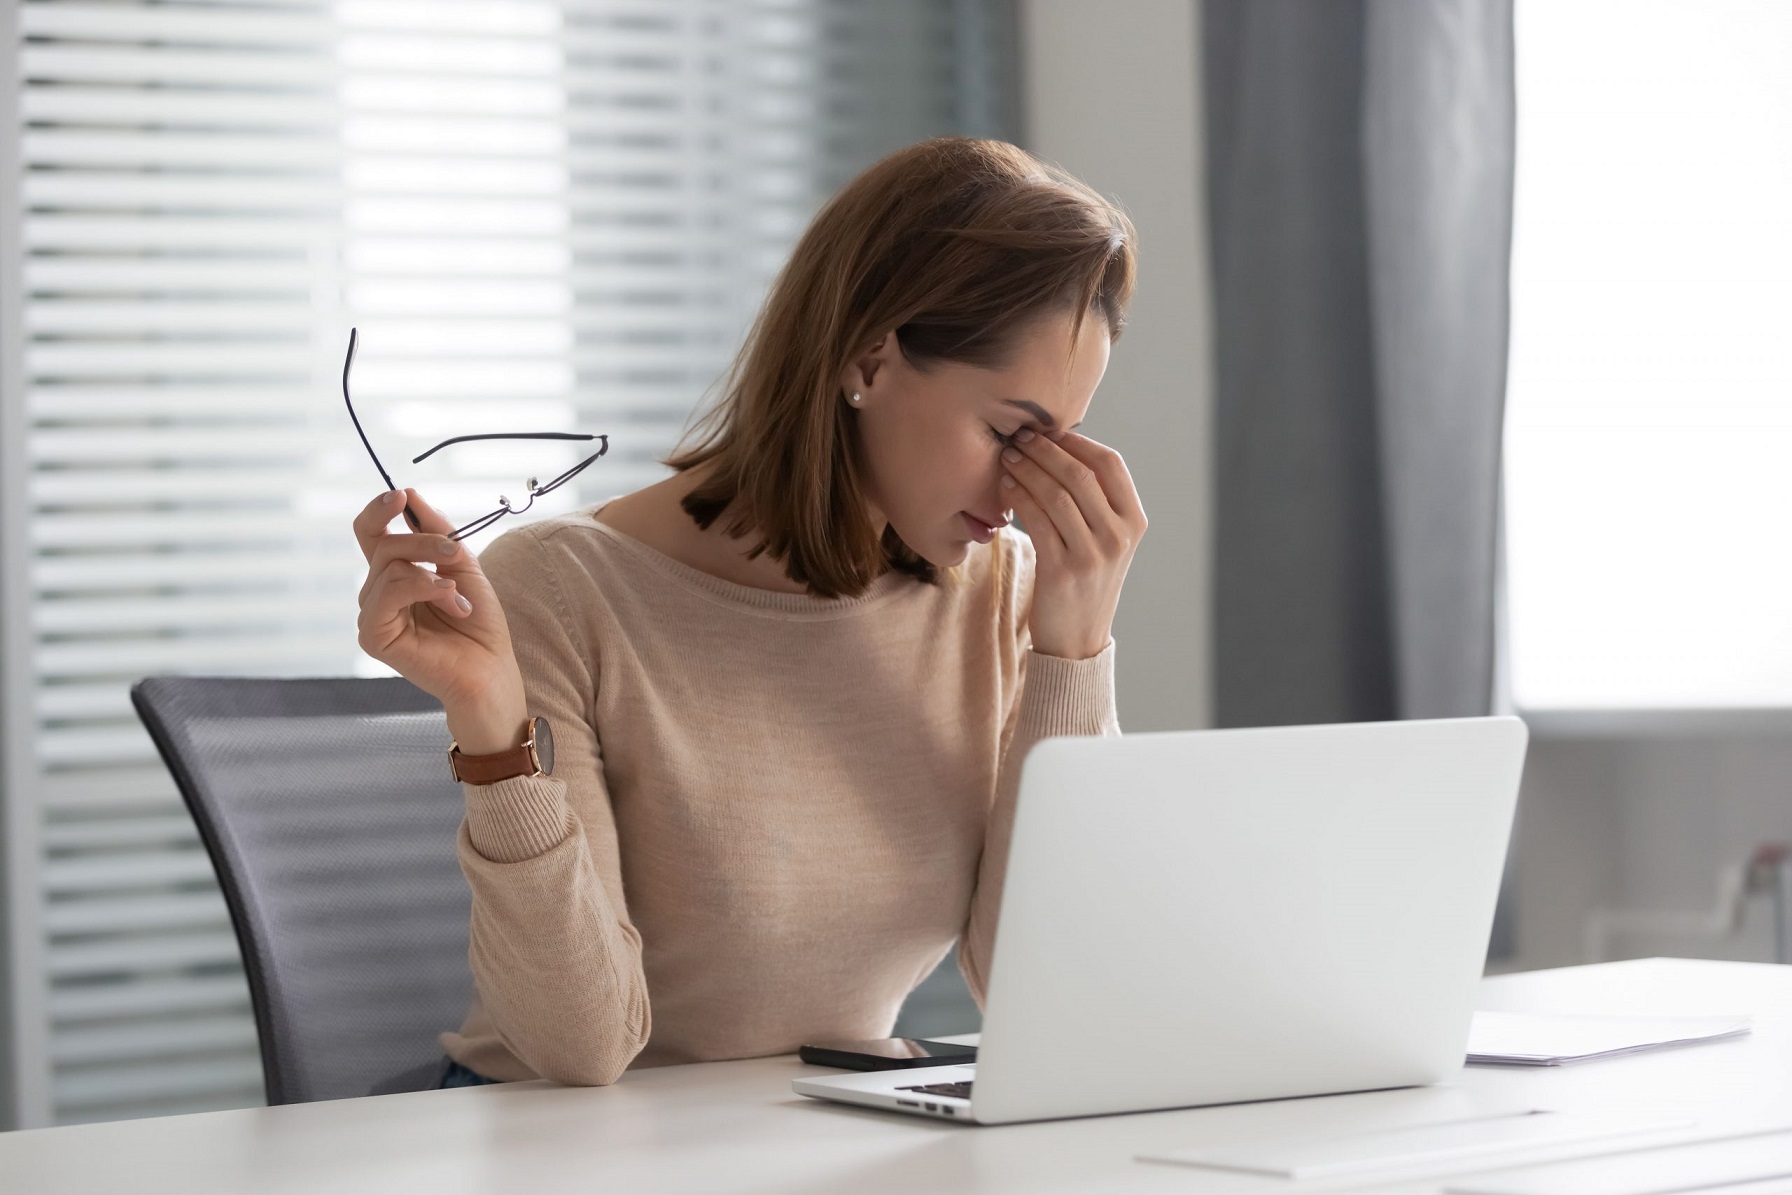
[5,958,1789,1194]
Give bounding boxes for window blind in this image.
[1,0,1013,1127]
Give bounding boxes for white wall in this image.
[1512,733,1792,972]
[1017,0,1213,733]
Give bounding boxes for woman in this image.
[351,137,1147,1087]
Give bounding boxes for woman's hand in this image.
[998,429,1147,660]
[353,489,529,753]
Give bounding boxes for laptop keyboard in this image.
[897,1080,972,1100]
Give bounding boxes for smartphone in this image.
[798,1037,978,1071]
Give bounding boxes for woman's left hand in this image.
[999,428,1148,660]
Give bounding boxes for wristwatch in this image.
[448,716,555,785]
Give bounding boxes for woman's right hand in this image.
[353,489,529,753]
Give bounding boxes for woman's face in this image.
[843,311,1112,568]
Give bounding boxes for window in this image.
[1505,0,1792,711]
[1,0,1013,1127]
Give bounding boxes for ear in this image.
[838,330,901,399]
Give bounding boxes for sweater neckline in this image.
[582,513,915,618]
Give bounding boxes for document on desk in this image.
[1140,1108,1695,1180]
[1446,1126,1792,1195]
[1467,1011,1753,1066]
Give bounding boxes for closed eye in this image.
[988,425,1015,447]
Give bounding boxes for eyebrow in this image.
[1001,399,1083,431]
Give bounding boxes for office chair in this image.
[131,676,475,1104]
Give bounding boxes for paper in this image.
[1446,1126,1792,1195]
[1467,1011,1752,1066]
[1140,1109,1694,1180]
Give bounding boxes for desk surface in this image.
[5,958,1790,1194]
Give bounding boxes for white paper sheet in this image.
[1468,1011,1752,1066]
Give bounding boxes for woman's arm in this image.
[452,529,650,1086]
[959,428,1145,1002]
[958,636,1120,1004]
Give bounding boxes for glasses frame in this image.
[342,327,609,541]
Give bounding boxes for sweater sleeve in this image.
[957,532,1121,1004]
[445,527,650,1085]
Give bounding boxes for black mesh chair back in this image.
[130,676,473,1104]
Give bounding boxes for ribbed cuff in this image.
[462,774,575,863]
[1016,639,1119,741]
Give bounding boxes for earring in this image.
[846,392,864,407]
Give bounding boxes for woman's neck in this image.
[593,465,816,595]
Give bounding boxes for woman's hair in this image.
[665,136,1137,598]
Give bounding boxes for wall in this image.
[1511,729,1792,973]
[1017,0,1213,734]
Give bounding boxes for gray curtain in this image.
[1204,0,1515,728]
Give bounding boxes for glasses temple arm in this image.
[412,431,602,464]
[343,327,421,530]
[342,327,400,492]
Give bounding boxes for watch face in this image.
[534,716,555,776]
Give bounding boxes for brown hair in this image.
[665,137,1137,598]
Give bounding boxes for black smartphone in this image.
[798,1037,978,1071]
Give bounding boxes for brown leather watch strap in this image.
[449,717,550,785]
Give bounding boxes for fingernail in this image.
[433,575,454,588]
[1002,447,1022,463]
[455,595,472,613]
[440,539,458,557]
[1015,429,1035,443]
[1002,475,1017,489]
[383,490,400,505]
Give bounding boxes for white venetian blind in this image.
[2,0,1011,1127]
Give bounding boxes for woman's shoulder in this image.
[476,507,613,567]
[471,508,651,619]
[586,477,689,556]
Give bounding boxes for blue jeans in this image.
[436,1057,499,1088]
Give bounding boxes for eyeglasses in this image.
[342,327,609,541]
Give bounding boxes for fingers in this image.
[1000,430,1146,556]
[401,489,490,577]
[357,560,472,653]
[357,530,469,602]
[1017,432,1118,522]
[1001,469,1065,558]
[399,488,456,536]
[352,489,411,563]
[1050,432,1148,528]
[353,488,484,584]
[1000,448,1089,553]
[1001,428,1112,550]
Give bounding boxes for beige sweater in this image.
[440,510,1120,1084]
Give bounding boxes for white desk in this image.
[5,958,1789,1194]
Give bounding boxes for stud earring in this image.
[846,392,864,407]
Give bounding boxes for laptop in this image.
[793,716,1528,1125]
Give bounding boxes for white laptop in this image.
[793,716,1528,1125]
